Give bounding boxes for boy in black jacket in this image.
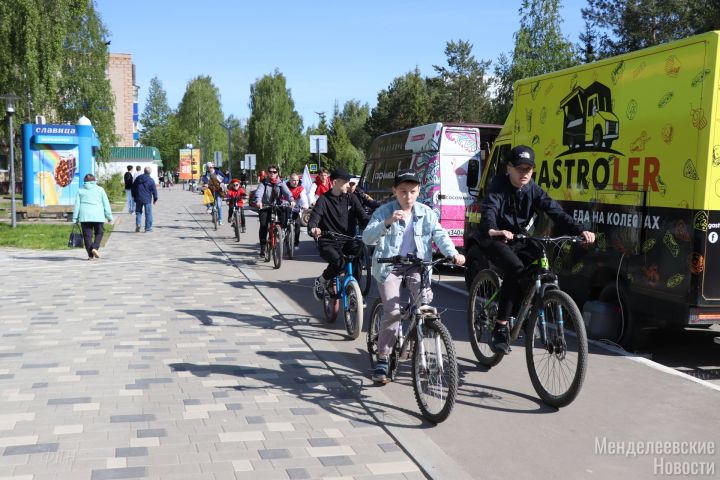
[473,145,595,354]
[124,165,135,213]
[308,167,369,299]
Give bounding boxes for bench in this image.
[16,205,74,222]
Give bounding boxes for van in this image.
[464,31,720,348]
[361,122,501,249]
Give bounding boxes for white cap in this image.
[206,162,214,168]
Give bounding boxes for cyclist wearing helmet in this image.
[471,145,595,355]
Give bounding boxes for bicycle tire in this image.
[272,226,283,269]
[233,212,240,242]
[285,222,295,259]
[467,270,504,367]
[525,289,588,408]
[323,287,339,323]
[367,299,382,367]
[412,318,458,423]
[343,280,364,339]
[355,244,372,296]
[212,206,218,231]
[264,226,272,262]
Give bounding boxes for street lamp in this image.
[219,122,233,179]
[1,93,19,228]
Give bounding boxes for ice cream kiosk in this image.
[21,116,100,206]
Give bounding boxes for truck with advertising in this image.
[463,31,720,348]
[361,122,501,249]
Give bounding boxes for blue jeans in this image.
[125,189,134,213]
[209,195,222,220]
[136,202,153,231]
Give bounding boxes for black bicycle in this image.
[228,196,246,242]
[368,254,459,423]
[467,234,589,408]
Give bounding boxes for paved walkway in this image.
[0,188,427,480]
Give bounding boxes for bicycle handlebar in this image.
[513,234,587,244]
[377,254,457,267]
[319,231,362,241]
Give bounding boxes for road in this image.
[200,197,720,480]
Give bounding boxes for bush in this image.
[98,172,125,203]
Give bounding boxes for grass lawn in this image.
[0,223,114,250]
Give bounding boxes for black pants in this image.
[228,205,246,227]
[317,239,360,281]
[291,211,301,245]
[478,238,541,321]
[258,207,288,246]
[81,222,104,258]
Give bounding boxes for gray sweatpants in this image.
[376,266,433,359]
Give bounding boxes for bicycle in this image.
[262,203,288,269]
[228,196,246,242]
[207,190,221,231]
[284,204,302,260]
[467,234,589,408]
[316,231,364,339]
[367,254,459,423]
[354,240,372,296]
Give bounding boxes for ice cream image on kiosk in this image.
[21,116,100,207]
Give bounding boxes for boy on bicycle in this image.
[202,162,226,225]
[470,145,595,355]
[308,167,369,300]
[256,165,293,257]
[362,169,465,383]
[225,179,246,233]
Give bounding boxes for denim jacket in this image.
[362,200,458,283]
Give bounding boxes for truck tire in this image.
[593,126,603,148]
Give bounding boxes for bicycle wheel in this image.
[212,206,218,231]
[343,280,364,339]
[264,229,272,262]
[525,289,588,408]
[367,299,382,367]
[272,226,283,269]
[412,318,459,423]
[467,270,504,367]
[285,222,295,259]
[233,212,240,242]
[355,244,372,296]
[323,283,339,323]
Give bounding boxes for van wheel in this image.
[593,127,603,148]
[597,284,651,351]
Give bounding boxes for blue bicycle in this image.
[318,231,365,339]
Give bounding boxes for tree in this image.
[139,77,179,169]
[339,100,371,153]
[176,75,225,167]
[581,0,699,58]
[366,67,432,139]
[247,70,305,174]
[329,105,363,174]
[491,0,578,123]
[431,40,493,123]
[56,0,115,160]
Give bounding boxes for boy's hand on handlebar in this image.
[580,231,596,244]
[453,254,466,266]
[385,210,405,227]
[489,229,514,242]
[256,202,263,210]
[310,227,321,238]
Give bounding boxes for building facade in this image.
[107,53,139,147]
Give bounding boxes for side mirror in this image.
[466,159,480,189]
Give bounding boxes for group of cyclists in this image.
[199,145,596,386]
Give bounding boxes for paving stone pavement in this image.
[0,188,428,480]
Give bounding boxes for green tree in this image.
[430,40,493,123]
[339,100,371,153]
[329,105,363,174]
[582,0,720,58]
[176,75,225,167]
[139,77,183,169]
[247,70,305,174]
[492,0,578,123]
[366,67,432,139]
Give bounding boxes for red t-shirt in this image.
[226,187,245,207]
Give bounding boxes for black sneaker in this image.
[241,227,246,233]
[372,360,390,383]
[259,246,266,258]
[491,323,511,354]
[135,225,140,233]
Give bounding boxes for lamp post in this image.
[2,93,19,228]
[219,122,233,179]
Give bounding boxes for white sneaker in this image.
[219,221,223,225]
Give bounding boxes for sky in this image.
[95,0,588,128]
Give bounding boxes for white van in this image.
[361,122,501,249]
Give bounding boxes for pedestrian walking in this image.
[72,173,113,260]
[124,165,135,213]
[132,166,158,232]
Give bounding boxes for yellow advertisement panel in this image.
[178,149,202,181]
[509,33,718,211]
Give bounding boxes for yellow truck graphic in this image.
[464,31,720,348]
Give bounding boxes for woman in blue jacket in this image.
[72,173,113,260]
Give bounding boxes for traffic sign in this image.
[244,154,256,170]
[309,163,318,173]
[309,135,328,154]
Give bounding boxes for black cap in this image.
[394,169,421,187]
[330,167,352,181]
[509,145,535,167]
